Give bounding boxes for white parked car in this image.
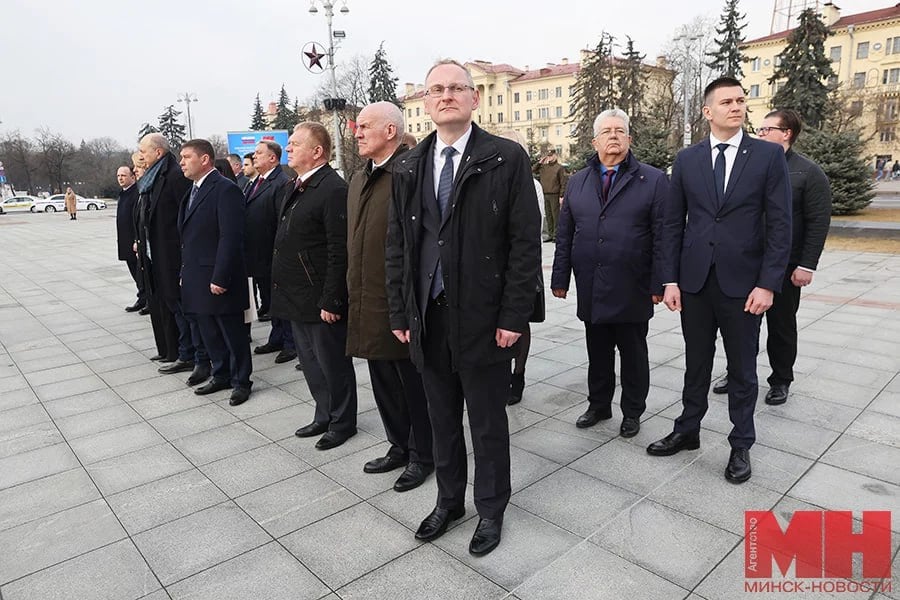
[0,196,38,214]
[32,194,107,212]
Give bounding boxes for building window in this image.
[853,72,866,89]
[774,55,782,67]
[539,126,548,139]
[526,91,533,101]
[569,104,576,116]
[407,109,412,117]
[888,37,900,55]
[416,107,420,116]
[749,84,760,98]
[539,107,550,119]
[408,124,413,132]
[751,57,761,72]
[514,110,520,121]
[489,113,492,122]
[514,92,520,103]
[830,46,842,62]
[555,126,562,137]
[526,109,533,120]
[879,127,895,142]
[882,99,899,120]
[555,86,562,98]
[569,124,577,136]
[884,68,900,84]
[488,95,492,106]
[498,113,504,123]
[850,100,863,117]
[827,74,838,88]
[416,123,421,132]
[569,85,576,96]
[497,95,503,105]
[857,41,869,59]
[426,122,432,131]
[556,145,563,155]
[538,88,549,100]
[555,106,563,118]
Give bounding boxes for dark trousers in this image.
[267,318,295,351]
[148,295,178,360]
[196,312,252,389]
[367,358,433,466]
[584,321,649,419]
[543,193,560,240]
[765,271,801,386]
[291,320,357,435]
[674,267,762,449]
[165,298,207,364]
[124,256,146,304]
[422,301,510,520]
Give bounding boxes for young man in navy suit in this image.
[178,139,253,406]
[647,77,792,484]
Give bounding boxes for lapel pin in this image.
[742,150,747,154]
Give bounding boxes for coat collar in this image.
[182,169,223,223]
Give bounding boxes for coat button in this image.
[438,240,445,246]
[715,217,721,222]
[598,239,603,244]
[411,215,416,221]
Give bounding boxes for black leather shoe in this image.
[295,422,328,438]
[194,379,231,395]
[646,431,700,456]
[713,376,728,395]
[138,306,151,316]
[394,462,433,492]
[125,301,145,312]
[363,454,407,474]
[315,430,356,450]
[186,365,211,386]
[229,387,251,406]
[253,343,281,355]
[576,406,612,429]
[765,384,789,406]
[258,314,272,322]
[149,354,165,361]
[295,362,304,370]
[725,448,752,483]
[274,349,297,364]
[469,517,503,556]
[158,360,194,374]
[508,372,525,406]
[620,417,640,438]
[415,506,465,541]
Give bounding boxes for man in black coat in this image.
[386,60,541,556]
[244,141,296,364]
[228,153,250,191]
[177,139,252,406]
[713,108,831,405]
[271,122,357,450]
[116,166,145,312]
[551,109,667,439]
[137,133,208,381]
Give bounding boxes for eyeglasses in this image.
[595,128,628,138]
[425,84,473,97]
[757,126,788,135]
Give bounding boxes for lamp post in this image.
[177,92,198,139]
[674,34,700,148]
[309,0,349,175]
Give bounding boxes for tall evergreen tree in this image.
[769,8,836,129]
[616,37,646,128]
[272,84,299,131]
[137,122,159,140]
[250,93,267,130]
[157,105,185,150]
[571,32,617,157]
[368,42,400,106]
[706,0,751,78]
[797,128,874,214]
[293,98,307,124]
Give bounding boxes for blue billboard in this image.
[227,130,290,164]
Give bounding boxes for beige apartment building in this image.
[400,54,672,161]
[741,2,900,161]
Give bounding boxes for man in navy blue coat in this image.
[551,109,667,439]
[647,77,792,484]
[177,139,253,406]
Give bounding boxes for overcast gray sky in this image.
[0,0,887,149]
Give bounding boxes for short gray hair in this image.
[592,109,630,136]
[143,132,170,152]
[426,59,475,88]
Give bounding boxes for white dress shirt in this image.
[299,164,326,184]
[709,129,744,194]
[433,126,472,197]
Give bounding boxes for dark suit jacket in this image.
[116,184,139,261]
[551,151,667,323]
[148,152,192,301]
[661,134,792,298]
[236,173,250,192]
[245,165,290,279]
[270,164,349,323]
[177,169,248,315]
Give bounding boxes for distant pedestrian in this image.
[875,157,886,181]
[892,160,899,180]
[534,149,566,241]
[65,187,77,220]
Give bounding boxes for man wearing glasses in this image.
[712,109,831,406]
[386,60,541,555]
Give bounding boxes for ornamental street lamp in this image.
[177,92,198,139]
[309,0,349,175]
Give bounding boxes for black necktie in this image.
[714,142,729,205]
[601,169,615,206]
[432,146,457,298]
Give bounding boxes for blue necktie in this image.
[432,146,457,298]
[713,143,729,205]
[601,169,615,206]
[188,184,199,210]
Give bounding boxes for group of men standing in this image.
[112,64,831,557]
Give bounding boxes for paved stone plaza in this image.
[0,209,898,600]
